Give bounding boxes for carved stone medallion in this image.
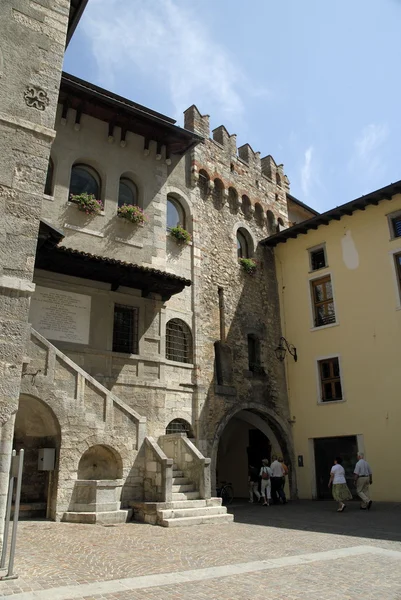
[24,86,50,111]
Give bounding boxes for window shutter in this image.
[392,216,401,238]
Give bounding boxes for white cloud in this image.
[81,0,244,124]
[349,123,389,179]
[301,146,314,196]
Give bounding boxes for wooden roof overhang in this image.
[67,0,89,47]
[36,222,191,301]
[59,73,203,156]
[263,180,401,247]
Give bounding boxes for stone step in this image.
[61,509,132,525]
[172,483,196,493]
[172,477,191,485]
[172,491,200,501]
[159,498,222,510]
[158,506,227,520]
[172,470,184,478]
[160,513,234,527]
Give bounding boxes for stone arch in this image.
[277,217,285,232]
[212,178,225,210]
[77,444,123,480]
[198,169,210,200]
[68,158,105,202]
[266,210,276,235]
[232,222,256,262]
[228,186,239,214]
[14,394,62,518]
[118,170,141,208]
[211,402,296,498]
[241,194,252,217]
[165,186,192,232]
[254,202,265,227]
[166,418,194,438]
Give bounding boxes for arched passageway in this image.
[214,408,294,500]
[13,395,61,518]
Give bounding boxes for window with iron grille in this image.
[166,419,194,437]
[390,212,401,239]
[318,357,343,402]
[166,319,192,363]
[309,246,327,271]
[247,334,264,374]
[112,305,138,354]
[311,275,336,327]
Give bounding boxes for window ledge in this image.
[165,359,194,369]
[308,265,329,274]
[317,399,346,405]
[165,232,193,246]
[43,193,54,202]
[67,201,105,216]
[310,321,339,332]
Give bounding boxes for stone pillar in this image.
[0,1,70,545]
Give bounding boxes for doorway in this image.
[314,435,358,499]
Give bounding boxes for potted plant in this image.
[70,193,103,215]
[117,204,147,225]
[169,225,191,245]
[239,257,257,274]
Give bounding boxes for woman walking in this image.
[260,459,272,506]
[328,456,352,512]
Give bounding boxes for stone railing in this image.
[27,328,147,449]
[144,437,173,502]
[159,434,211,499]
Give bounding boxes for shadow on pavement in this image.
[227,499,401,542]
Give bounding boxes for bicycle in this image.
[216,481,234,505]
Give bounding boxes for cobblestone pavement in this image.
[0,501,400,599]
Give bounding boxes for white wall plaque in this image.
[29,286,91,344]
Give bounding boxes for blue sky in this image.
[65,0,401,213]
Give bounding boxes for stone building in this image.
[0,0,317,531]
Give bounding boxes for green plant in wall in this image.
[169,225,191,245]
[70,193,103,215]
[239,257,257,274]
[117,204,147,225]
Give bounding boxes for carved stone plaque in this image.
[29,286,91,344]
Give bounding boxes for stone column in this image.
[0,1,71,545]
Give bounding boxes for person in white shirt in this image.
[328,456,352,512]
[259,459,273,506]
[353,453,372,510]
[270,455,286,504]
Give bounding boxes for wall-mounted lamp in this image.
[275,336,297,362]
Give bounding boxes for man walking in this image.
[248,464,261,503]
[354,452,372,510]
[270,455,286,504]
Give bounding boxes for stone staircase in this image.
[157,465,233,527]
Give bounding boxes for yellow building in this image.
[264,181,401,502]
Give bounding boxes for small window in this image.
[318,357,343,402]
[166,419,194,437]
[44,158,54,196]
[310,246,327,271]
[166,319,192,363]
[390,213,401,239]
[167,196,185,230]
[237,230,249,258]
[277,217,285,232]
[112,305,138,354]
[69,164,100,199]
[247,334,261,372]
[118,178,138,207]
[395,253,401,295]
[311,275,336,327]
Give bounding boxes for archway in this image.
[13,395,61,518]
[213,406,295,500]
[78,445,122,480]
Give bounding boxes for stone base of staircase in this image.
[131,498,233,527]
[61,509,133,525]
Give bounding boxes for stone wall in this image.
[0,0,70,540]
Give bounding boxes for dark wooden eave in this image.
[35,245,191,301]
[287,193,319,217]
[60,73,204,155]
[67,0,89,47]
[263,180,401,247]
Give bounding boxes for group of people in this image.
[329,452,373,512]
[248,455,288,506]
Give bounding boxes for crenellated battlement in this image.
[183,105,290,231]
[183,105,289,193]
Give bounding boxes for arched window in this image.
[167,195,185,230]
[266,210,276,235]
[276,172,281,186]
[241,195,251,215]
[248,334,261,372]
[166,318,193,363]
[198,169,209,200]
[277,217,285,232]
[69,164,100,199]
[118,177,138,207]
[166,419,194,437]
[237,230,249,258]
[44,158,54,196]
